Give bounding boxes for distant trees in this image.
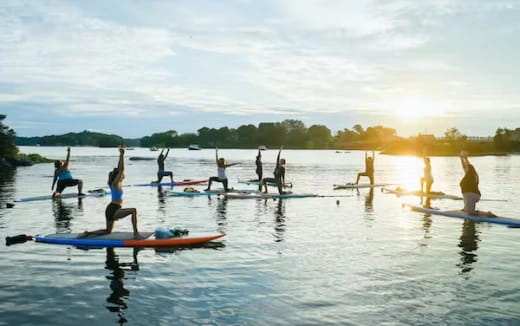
[494,128,520,151]
[334,125,396,149]
[0,114,17,158]
[13,120,520,155]
[444,127,467,141]
[16,130,125,147]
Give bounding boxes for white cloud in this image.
[0,0,519,135]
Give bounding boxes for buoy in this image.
[336,200,340,205]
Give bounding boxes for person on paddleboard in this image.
[355,151,375,185]
[262,146,287,194]
[51,147,84,198]
[421,157,434,195]
[152,148,173,184]
[205,147,240,192]
[79,146,139,238]
[459,151,494,216]
[255,148,263,191]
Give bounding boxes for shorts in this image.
[463,192,481,214]
[56,178,80,193]
[105,202,122,221]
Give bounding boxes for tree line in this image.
[10,115,520,155]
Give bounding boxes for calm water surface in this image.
[1,147,520,325]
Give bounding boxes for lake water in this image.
[1,147,520,325]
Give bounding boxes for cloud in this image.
[0,0,519,137]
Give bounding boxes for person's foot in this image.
[133,232,140,239]
[77,231,89,238]
[487,211,497,218]
[204,188,210,192]
[78,193,86,196]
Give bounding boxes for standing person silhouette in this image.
[255,148,263,191]
[421,157,434,195]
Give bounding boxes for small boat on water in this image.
[188,144,201,150]
[150,146,158,151]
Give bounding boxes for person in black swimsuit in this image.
[262,147,287,195]
[255,148,263,191]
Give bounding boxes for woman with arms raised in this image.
[79,146,139,238]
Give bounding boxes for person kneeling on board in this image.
[355,151,375,185]
[262,146,288,195]
[51,147,84,198]
[204,147,240,192]
[459,151,495,217]
[152,148,173,184]
[79,146,139,238]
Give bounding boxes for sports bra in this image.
[110,185,123,201]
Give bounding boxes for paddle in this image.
[5,234,33,246]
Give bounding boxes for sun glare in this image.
[392,97,447,120]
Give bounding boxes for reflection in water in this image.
[0,168,15,210]
[156,186,167,222]
[421,198,433,238]
[274,199,286,243]
[105,248,140,325]
[457,220,480,275]
[157,186,166,206]
[214,197,228,232]
[364,188,374,212]
[52,198,83,232]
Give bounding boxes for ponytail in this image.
[108,168,119,186]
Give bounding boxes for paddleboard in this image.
[169,189,260,197]
[237,179,293,188]
[403,203,520,227]
[224,192,319,199]
[334,183,393,190]
[382,188,462,200]
[129,157,155,161]
[35,232,225,248]
[15,191,109,203]
[134,179,208,187]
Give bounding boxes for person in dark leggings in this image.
[79,146,139,238]
[51,147,84,198]
[152,148,173,183]
[355,151,375,185]
[205,147,240,192]
[255,148,263,191]
[262,147,287,194]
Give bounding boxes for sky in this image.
[1,0,520,138]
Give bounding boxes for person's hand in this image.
[460,150,467,158]
[67,147,71,152]
[119,145,125,154]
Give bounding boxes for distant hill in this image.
[15,130,140,147]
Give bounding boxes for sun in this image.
[392,97,447,120]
